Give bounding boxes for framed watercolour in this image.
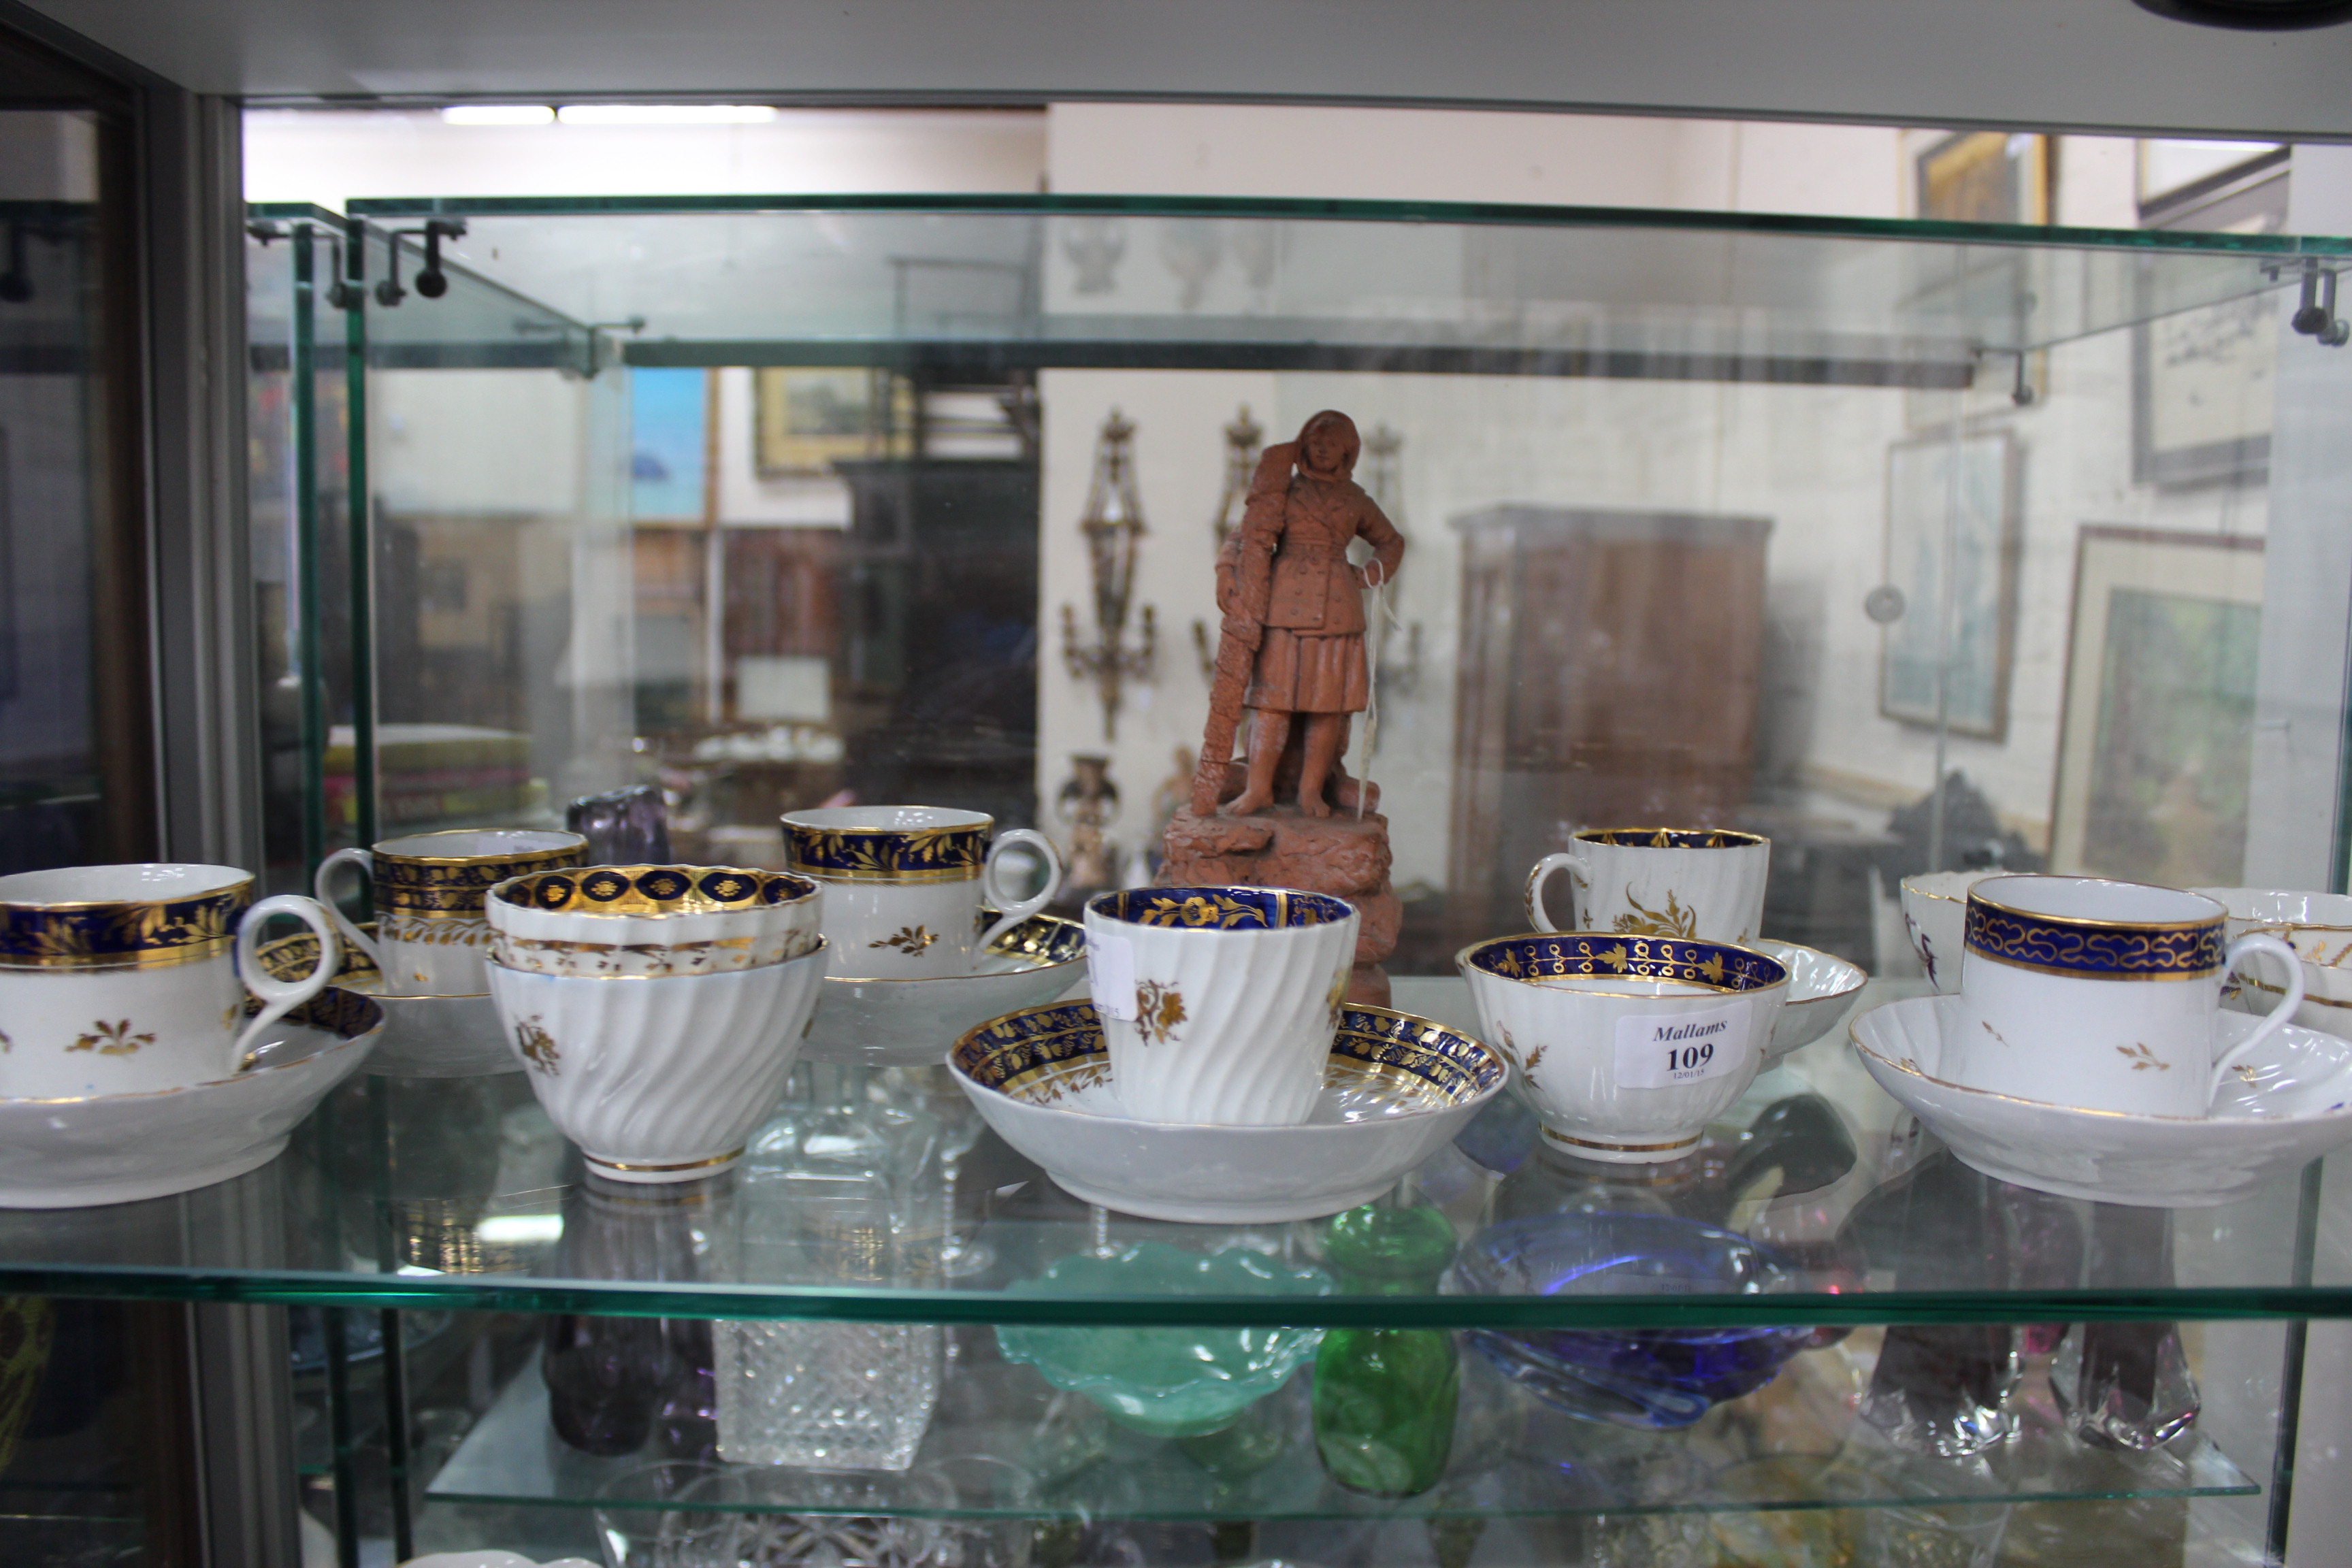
[1880,429,2021,741]
[2048,527,2264,887]
[753,367,902,475]
[1915,132,2050,225]
[2132,160,2287,489]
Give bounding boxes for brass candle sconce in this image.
[1061,408,1158,739]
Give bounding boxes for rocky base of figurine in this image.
[1159,803,1399,1009]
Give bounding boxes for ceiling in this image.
[18,0,2352,141]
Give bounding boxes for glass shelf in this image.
[325,193,2352,384]
[425,1337,2254,1525]
[0,979,2342,1328]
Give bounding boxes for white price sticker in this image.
[1089,930,1137,1021]
[1612,1000,1750,1089]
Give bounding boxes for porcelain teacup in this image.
[485,864,823,977]
[0,862,342,1098]
[316,828,585,995]
[1082,885,1359,1126]
[782,806,1060,979]
[1457,932,1786,1163]
[2195,887,2352,1034]
[1950,875,2309,1117]
[1525,828,1771,945]
[1897,870,1994,994]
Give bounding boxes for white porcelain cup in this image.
[1526,828,1771,945]
[316,828,585,995]
[485,865,822,978]
[0,863,342,1098]
[1898,870,1994,994]
[2195,887,2352,1034]
[1458,931,1787,1164]
[1082,885,1359,1126]
[782,806,1061,979]
[1950,875,2310,1117]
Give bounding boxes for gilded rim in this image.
[0,867,252,913]
[485,939,827,982]
[584,1149,745,1173]
[1967,875,2224,934]
[1899,873,1986,906]
[1571,827,1768,851]
[372,830,587,868]
[1541,1128,1703,1153]
[783,811,992,885]
[1454,930,1791,998]
[1088,885,1358,931]
[0,939,235,973]
[493,864,819,917]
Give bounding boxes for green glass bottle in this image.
[1312,1203,1460,1498]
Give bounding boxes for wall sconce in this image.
[1061,408,1157,739]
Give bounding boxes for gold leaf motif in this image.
[1135,979,1187,1045]
[870,924,938,955]
[514,1017,561,1075]
[69,1020,154,1056]
[2117,1041,2170,1072]
[1598,946,1631,973]
[1612,887,1699,940]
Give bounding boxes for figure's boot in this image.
[1224,709,1290,816]
[1296,713,1349,819]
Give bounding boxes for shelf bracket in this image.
[2269,257,2349,347]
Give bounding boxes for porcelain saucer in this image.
[804,913,1085,1066]
[259,926,510,1077]
[1850,994,2352,1207]
[1755,939,1867,1061]
[949,1000,1506,1224]
[0,987,383,1208]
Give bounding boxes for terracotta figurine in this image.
[1192,410,1405,818]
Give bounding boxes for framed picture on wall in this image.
[753,368,903,475]
[1880,429,2021,741]
[2132,157,2287,489]
[2048,526,2266,887]
[1915,131,2051,225]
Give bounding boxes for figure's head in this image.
[1296,410,1359,478]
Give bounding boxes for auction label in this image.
[1090,931,1137,1021]
[1612,1000,1749,1088]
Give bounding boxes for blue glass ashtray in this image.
[1452,1213,1813,1430]
[996,1242,1332,1437]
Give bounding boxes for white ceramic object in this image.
[1852,994,2352,1207]
[399,1555,598,1568]
[1754,939,1868,1060]
[1951,875,2305,1117]
[489,924,813,977]
[1526,828,1771,945]
[0,863,342,1097]
[949,1001,1506,1224]
[782,806,1061,979]
[316,828,584,995]
[1082,886,1358,1127]
[257,926,516,1077]
[1457,932,1788,1164]
[802,913,1086,1066]
[2197,887,2352,1034]
[0,988,382,1207]
[1898,870,1993,994]
[485,942,826,1183]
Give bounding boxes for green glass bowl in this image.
[996,1242,1333,1437]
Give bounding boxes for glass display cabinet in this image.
[14,188,2352,1565]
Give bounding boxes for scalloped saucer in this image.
[0,988,383,1207]
[1850,994,2352,1207]
[259,926,511,1077]
[1756,939,1867,1060]
[950,1000,1506,1223]
[802,913,1085,1066]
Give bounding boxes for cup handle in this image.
[312,847,387,976]
[979,830,1063,953]
[230,895,345,1072]
[1524,853,1590,932]
[2208,933,2310,1102]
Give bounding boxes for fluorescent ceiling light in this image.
[440,104,555,125]
[556,104,779,125]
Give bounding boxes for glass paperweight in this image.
[1859,1324,2020,1458]
[994,1242,1331,1437]
[1311,1202,1460,1498]
[2051,1320,2200,1452]
[1452,1214,1812,1429]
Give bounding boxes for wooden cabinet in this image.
[1447,506,1771,944]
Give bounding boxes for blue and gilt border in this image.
[951,1000,1501,1109]
[373,840,583,918]
[1460,933,1787,994]
[494,865,819,917]
[783,822,988,885]
[1090,886,1356,931]
[1964,897,2221,982]
[1573,828,1767,852]
[0,884,250,970]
